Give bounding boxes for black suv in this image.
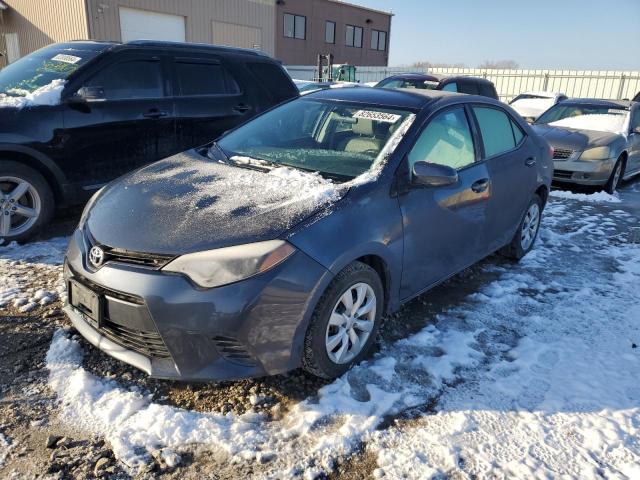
[375,73,499,100]
[0,41,298,243]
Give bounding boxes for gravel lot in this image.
[1,179,639,479]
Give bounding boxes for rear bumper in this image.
[63,229,333,381]
[552,158,615,186]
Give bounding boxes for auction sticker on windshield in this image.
[353,110,401,124]
[51,54,82,64]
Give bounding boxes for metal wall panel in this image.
[86,0,275,55]
[0,0,89,63]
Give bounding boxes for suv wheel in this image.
[0,161,54,245]
[302,261,383,379]
[501,193,542,261]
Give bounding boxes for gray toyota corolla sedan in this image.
[532,99,640,193]
[63,88,552,381]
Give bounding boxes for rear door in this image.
[398,105,493,299]
[171,54,251,152]
[470,105,537,251]
[62,50,175,189]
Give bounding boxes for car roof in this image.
[305,86,469,110]
[560,98,632,109]
[516,91,564,98]
[382,73,440,82]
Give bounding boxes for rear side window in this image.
[247,62,296,103]
[175,62,240,96]
[441,82,457,92]
[85,59,162,100]
[473,106,522,157]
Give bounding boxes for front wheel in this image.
[603,157,624,194]
[302,261,384,379]
[501,193,542,261]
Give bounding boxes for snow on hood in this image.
[86,151,344,254]
[0,79,65,108]
[549,113,628,134]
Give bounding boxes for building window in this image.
[345,25,363,48]
[284,13,306,40]
[325,21,336,44]
[371,29,387,51]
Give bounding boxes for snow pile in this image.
[550,189,621,203]
[0,79,66,109]
[0,237,68,312]
[0,433,12,468]
[549,113,627,134]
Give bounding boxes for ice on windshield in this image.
[549,113,628,134]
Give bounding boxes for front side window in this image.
[535,104,629,134]
[371,30,387,51]
[284,13,306,39]
[325,21,336,44]
[441,82,457,92]
[346,25,363,48]
[217,98,413,180]
[84,59,162,100]
[0,45,104,96]
[408,107,475,170]
[473,106,520,157]
[175,62,240,96]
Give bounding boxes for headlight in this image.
[78,188,104,229]
[162,240,296,288]
[580,146,612,161]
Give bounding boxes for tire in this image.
[302,261,384,379]
[0,160,54,245]
[603,156,624,194]
[501,193,543,261]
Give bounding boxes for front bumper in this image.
[63,229,332,381]
[552,157,615,186]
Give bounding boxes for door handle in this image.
[143,109,168,119]
[471,178,490,193]
[525,157,537,167]
[233,104,250,113]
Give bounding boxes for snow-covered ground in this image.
[2,184,640,478]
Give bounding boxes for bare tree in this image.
[479,60,519,69]
[411,61,467,69]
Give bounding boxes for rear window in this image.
[175,62,240,96]
[247,62,296,103]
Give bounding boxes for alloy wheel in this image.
[520,202,540,251]
[325,282,377,364]
[0,176,42,238]
[612,162,622,191]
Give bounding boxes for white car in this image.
[509,91,568,122]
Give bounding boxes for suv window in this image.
[473,106,521,157]
[247,62,295,103]
[479,83,498,99]
[441,82,457,92]
[460,80,479,95]
[175,62,240,96]
[408,107,475,170]
[84,59,163,100]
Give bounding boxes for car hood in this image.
[86,151,345,255]
[531,124,623,151]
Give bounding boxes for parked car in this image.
[0,40,298,244]
[63,88,552,381]
[532,99,640,193]
[509,91,568,123]
[375,73,499,100]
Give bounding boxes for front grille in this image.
[212,335,256,366]
[554,169,574,179]
[553,148,574,160]
[100,319,171,358]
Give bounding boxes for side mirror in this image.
[412,161,458,187]
[76,86,105,101]
[633,126,640,135]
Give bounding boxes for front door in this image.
[398,105,492,299]
[61,52,175,190]
[470,105,538,250]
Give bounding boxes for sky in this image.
[346,0,640,70]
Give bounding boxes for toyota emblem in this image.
[89,246,105,268]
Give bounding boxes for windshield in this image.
[217,98,413,180]
[0,45,102,96]
[535,104,629,133]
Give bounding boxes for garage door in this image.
[119,7,186,43]
[212,21,262,50]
